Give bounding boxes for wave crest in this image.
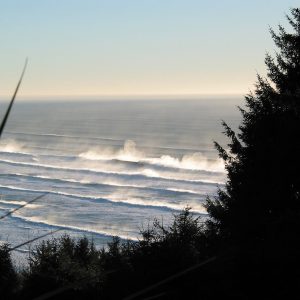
[79,140,224,172]
[0,139,25,154]
[79,140,143,162]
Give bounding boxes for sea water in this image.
[0,97,242,261]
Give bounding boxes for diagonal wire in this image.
[32,269,117,300]
[0,58,28,138]
[9,228,62,252]
[141,292,167,300]
[123,256,217,300]
[9,229,61,252]
[0,192,48,220]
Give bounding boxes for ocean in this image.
[0,97,242,261]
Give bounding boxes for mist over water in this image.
[0,98,241,254]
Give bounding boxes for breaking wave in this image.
[10,213,139,241]
[0,158,224,185]
[0,184,207,214]
[79,140,225,172]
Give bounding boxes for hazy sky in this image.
[0,0,299,98]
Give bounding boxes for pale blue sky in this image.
[0,0,299,98]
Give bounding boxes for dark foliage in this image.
[132,208,208,271]
[18,208,212,299]
[0,244,18,299]
[20,235,102,299]
[205,8,300,297]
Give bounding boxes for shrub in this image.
[0,244,18,299]
[21,235,102,299]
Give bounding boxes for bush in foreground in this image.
[19,208,209,299]
[0,244,18,299]
[20,236,102,299]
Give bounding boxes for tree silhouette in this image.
[205,8,300,288]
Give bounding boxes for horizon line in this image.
[0,92,245,101]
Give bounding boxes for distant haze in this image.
[0,0,299,99]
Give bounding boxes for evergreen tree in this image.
[0,244,18,299]
[206,8,300,266]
